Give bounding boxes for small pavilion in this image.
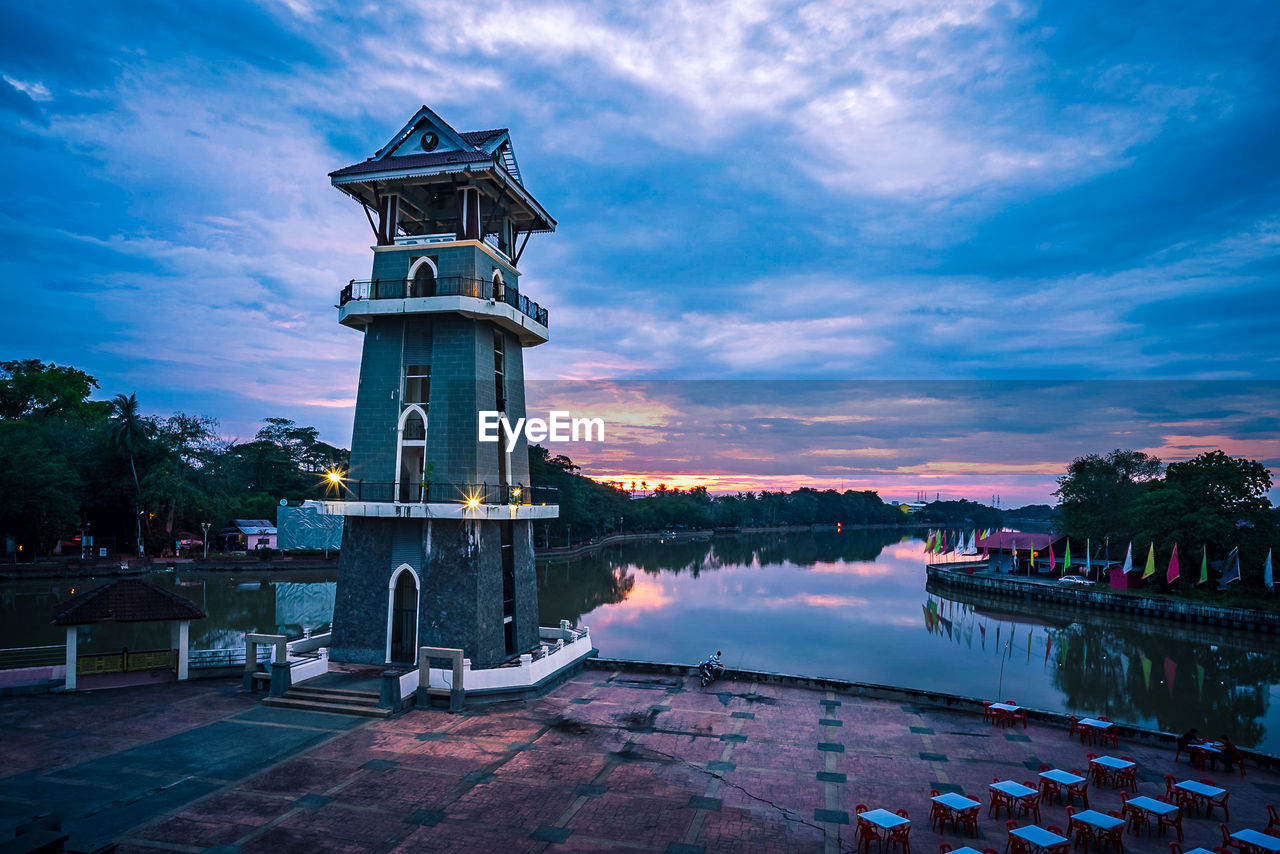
[51,579,206,690]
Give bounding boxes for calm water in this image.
[6,531,1279,752]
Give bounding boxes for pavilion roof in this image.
[975,531,1066,552]
[51,579,206,626]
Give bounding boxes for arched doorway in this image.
[408,257,437,298]
[387,565,419,665]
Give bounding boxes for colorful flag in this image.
[1164,657,1177,697]
[1085,539,1091,577]
[1167,544,1180,584]
[1198,546,1208,585]
[1142,543,1156,579]
[1050,541,1056,571]
[1265,548,1274,592]
[924,530,935,552]
[1064,540,1072,572]
[1141,655,1152,690]
[1219,547,1241,588]
[1122,542,1133,574]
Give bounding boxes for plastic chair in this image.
[1266,804,1279,834]
[1066,775,1089,809]
[1017,789,1041,823]
[957,806,980,839]
[984,701,997,726]
[1156,797,1184,842]
[1122,791,1150,836]
[1068,715,1080,739]
[930,791,947,833]
[889,810,911,854]
[1101,727,1120,749]
[1221,824,1243,852]
[1205,788,1230,822]
[1170,844,1184,854]
[940,846,953,854]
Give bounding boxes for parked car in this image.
[1057,575,1096,586]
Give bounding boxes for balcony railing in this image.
[324,480,557,506]
[339,276,549,327]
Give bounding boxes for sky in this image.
[2,1,1278,504]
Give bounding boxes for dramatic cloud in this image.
[2,1,1277,497]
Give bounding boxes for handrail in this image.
[324,480,557,505]
[339,276,549,327]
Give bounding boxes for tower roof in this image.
[330,106,555,235]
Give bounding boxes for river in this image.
[6,529,1279,752]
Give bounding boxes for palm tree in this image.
[109,393,151,556]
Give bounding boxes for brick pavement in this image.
[2,671,1278,853]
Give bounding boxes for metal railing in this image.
[325,480,557,506]
[339,276,549,327]
[0,645,64,670]
[189,646,274,669]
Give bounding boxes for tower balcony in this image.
[337,276,549,345]
[314,480,559,520]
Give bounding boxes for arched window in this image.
[395,405,428,502]
[408,256,437,299]
[492,270,505,303]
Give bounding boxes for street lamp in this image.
[201,522,210,560]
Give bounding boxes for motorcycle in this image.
[698,657,724,687]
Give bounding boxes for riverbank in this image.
[926,562,1280,633]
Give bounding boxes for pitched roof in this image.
[329,148,496,179]
[976,531,1065,552]
[230,519,276,535]
[51,579,206,626]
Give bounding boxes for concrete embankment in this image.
[926,563,1280,634]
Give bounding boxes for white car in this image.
[1057,575,1096,587]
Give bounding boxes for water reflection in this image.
[538,530,1280,752]
[5,532,1278,751]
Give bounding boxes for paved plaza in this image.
[2,666,1279,853]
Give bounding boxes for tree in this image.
[1055,450,1163,544]
[1131,451,1273,581]
[0,360,98,420]
[108,393,154,555]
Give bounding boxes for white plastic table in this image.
[1090,756,1134,771]
[858,809,909,830]
[1231,830,1280,854]
[1010,826,1068,853]
[990,780,1037,798]
[1079,717,1113,729]
[1125,795,1178,817]
[991,702,1021,712]
[1071,810,1125,831]
[932,793,981,811]
[1175,780,1225,798]
[1039,769,1086,786]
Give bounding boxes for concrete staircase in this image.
[262,683,392,718]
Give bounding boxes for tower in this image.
[321,107,558,668]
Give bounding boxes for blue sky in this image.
[2,1,1277,502]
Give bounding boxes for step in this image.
[262,695,391,718]
[287,684,381,704]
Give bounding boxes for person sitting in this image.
[1217,734,1243,773]
[1177,728,1200,761]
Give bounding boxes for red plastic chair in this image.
[1156,797,1184,842]
[1205,788,1230,821]
[1066,775,1089,809]
[889,810,911,854]
[1017,788,1042,824]
[956,806,980,839]
[1266,804,1279,834]
[1122,791,1150,836]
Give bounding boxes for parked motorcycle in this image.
[698,652,725,687]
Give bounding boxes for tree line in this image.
[1055,448,1276,587]
[0,360,347,559]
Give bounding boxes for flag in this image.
[1045,635,1051,662]
[1167,544,1180,584]
[1198,546,1208,585]
[1085,539,1091,577]
[1141,655,1152,690]
[1050,541,1056,571]
[1142,543,1156,579]
[1164,657,1177,697]
[924,530,935,552]
[1265,548,1274,592]
[1064,540,1072,573]
[1122,542,1133,574]
[1219,547,1241,588]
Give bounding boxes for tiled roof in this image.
[975,531,1065,551]
[51,579,207,626]
[330,149,495,179]
[459,128,507,145]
